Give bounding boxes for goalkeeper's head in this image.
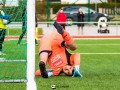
[62,65,74,76]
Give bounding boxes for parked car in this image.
[57,6,110,25]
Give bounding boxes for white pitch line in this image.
[0,59,26,62]
[0,79,27,83]
[77,44,120,46]
[80,53,120,54]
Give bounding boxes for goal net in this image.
[0,0,27,82]
[0,0,36,90]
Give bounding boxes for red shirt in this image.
[56,13,66,25]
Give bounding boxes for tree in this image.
[117,0,120,3]
[36,0,47,21]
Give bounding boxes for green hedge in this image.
[4,1,120,21]
[51,3,120,14]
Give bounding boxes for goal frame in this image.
[27,0,37,90]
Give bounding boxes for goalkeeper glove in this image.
[53,21,64,34]
[72,67,83,78]
[47,70,53,77]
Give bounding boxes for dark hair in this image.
[61,7,64,10]
[64,68,74,76]
[72,69,74,76]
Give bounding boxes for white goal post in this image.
[27,0,37,90]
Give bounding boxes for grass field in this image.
[0,39,120,90]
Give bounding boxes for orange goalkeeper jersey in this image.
[39,31,74,76]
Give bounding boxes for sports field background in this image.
[1,39,120,90]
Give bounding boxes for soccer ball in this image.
[51,84,56,89]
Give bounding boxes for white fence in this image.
[6,22,120,36]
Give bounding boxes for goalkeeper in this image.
[35,22,83,78]
[0,1,10,55]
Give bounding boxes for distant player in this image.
[0,1,10,55]
[35,22,83,78]
[56,7,66,29]
[35,15,38,45]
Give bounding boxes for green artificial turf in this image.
[0,39,120,90]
